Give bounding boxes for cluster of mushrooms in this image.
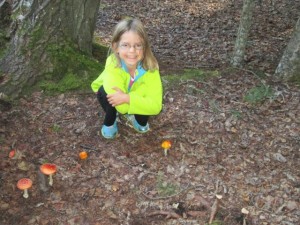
[16,140,171,198]
[17,163,57,199]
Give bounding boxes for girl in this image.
[91,18,163,139]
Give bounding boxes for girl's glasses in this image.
[119,43,143,51]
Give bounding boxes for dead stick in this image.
[209,194,223,224]
[148,210,181,219]
[80,144,98,152]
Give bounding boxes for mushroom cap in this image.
[79,151,88,160]
[17,178,32,190]
[241,208,249,214]
[40,163,57,175]
[9,150,15,158]
[161,140,172,149]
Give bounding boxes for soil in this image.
[1,1,300,225]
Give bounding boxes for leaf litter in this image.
[1,0,300,225]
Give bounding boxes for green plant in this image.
[162,69,220,92]
[290,73,300,86]
[230,109,243,119]
[156,172,178,197]
[244,85,274,104]
[209,99,222,113]
[51,124,61,132]
[205,220,223,225]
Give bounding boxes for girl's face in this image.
[116,31,144,70]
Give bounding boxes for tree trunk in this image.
[0,0,100,99]
[231,0,255,67]
[274,18,300,81]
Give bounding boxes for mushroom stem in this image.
[241,208,249,225]
[164,149,168,156]
[49,174,53,186]
[23,189,29,198]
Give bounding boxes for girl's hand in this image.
[107,87,130,106]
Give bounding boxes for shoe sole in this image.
[123,116,149,133]
[101,130,118,139]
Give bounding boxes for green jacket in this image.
[91,55,162,115]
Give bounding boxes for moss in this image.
[92,34,109,63]
[35,42,104,95]
[92,42,109,63]
[289,74,300,86]
[244,85,274,104]
[27,25,44,50]
[289,63,300,86]
[0,31,10,58]
[162,68,220,87]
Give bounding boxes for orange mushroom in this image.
[40,163,57,186]
[17,178,32,198]
[161,140,172,156]
[79,151,88,160]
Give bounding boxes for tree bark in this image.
[0,0,100,99]
[231,0,255,67]
[274,18,300,81]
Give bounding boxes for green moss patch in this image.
[92,42,109,63]
[244,84,274,104]
[289,71,300,86]
[162,69,220,87]
[37,42,104,94]
[0,31,10,59]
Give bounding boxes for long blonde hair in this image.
[108,18,159,71]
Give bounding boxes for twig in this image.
[148,210,181,219]
[234,67,268,88]
[208,194,223,224]
[80,144,99,152]
[186,210,207,217]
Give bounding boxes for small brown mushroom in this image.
[40,163,57,186]
[17,178,32,198]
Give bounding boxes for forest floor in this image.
[1,0,300,225]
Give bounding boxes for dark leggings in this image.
[97,86,149,126]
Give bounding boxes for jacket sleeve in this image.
[91,74,103,93]
[91,56,114,93]
[128,71,162,115]
[103,67,130,114]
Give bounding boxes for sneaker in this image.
[101,120,118,139]
[125,114,149,133]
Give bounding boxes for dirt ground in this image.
[1,1,300,225]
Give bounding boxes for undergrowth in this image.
[243,84,274,104]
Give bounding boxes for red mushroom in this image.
[40,163,57,186]
[17,178,32,198]
[9,150,15,159]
